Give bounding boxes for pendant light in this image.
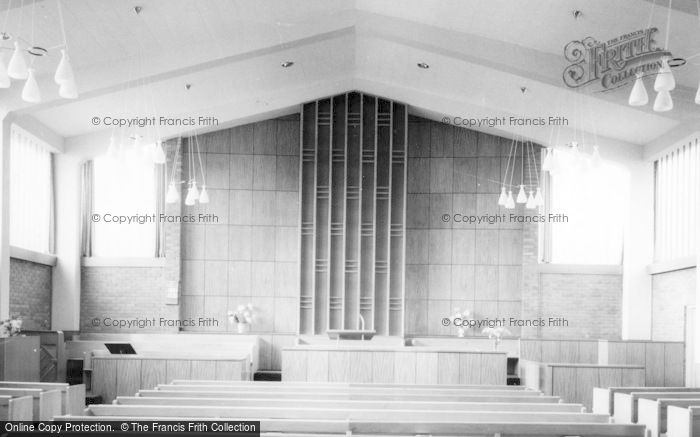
[21,68,41,102]
[653,89,673,112]
[525,191,536,209]
[199,185,210,204]
[628,73,648,106]
[542,148,553,172]
[153,140,166,164]
[0,56,9,88]
[54,49,74,84]
[58,79,78,99]
[498,187,507,206]
[165,182,180,204]
[695,79,700,105]
[185,181,199,206]
[654,57,675,92]
[516,184,527,203]
[534,187,544,206]
[8,42,28,79]
[505,191,515,209]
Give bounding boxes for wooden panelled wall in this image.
[299,93,407,335]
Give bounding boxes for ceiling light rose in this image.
[21,68,41,103]
[8,41,28,79]
[0,55,9,88]
[54,49,75,84]
[628,72,648,106]
[497,187,508,206]
[516,184,527,203]
[653,89,673,112]
[654,57,675,91]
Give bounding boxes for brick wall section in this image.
[9,258,52,330]
[81,139,182,333]
[651,267,696,341]
[405,116,533,336]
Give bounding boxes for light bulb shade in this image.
[497,187,507,206]
[525,191,536,209]
[199,185,210,204]
[185,185,197,206]
[54,49,74,84]
[505,191,515,209]
[695,79,700,105]
[628,74,648,106]
[7,42,28,79]
[165,183,180,204]
[58,79,78,99]
[653,89,673,112]
[21,69,41,103]
[534,187,544,206]
[516,185,527,203]
[542,148,553,172]
[0,55,9,88]
[654,58,675,91]
[153,141,166,164]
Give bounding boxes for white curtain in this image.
[9,125,53,254]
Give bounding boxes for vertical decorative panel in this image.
[299,92,407,335]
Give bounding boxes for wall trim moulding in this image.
[9,246,58,267]
[647,256,697,275]
[537,263,622,275]
[81,257,166,268]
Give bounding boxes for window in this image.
[9,126,53,254]
[89,156,160,257]
[546,151,629,265]
[654,137,699,262]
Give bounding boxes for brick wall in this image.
[9,258,52,330]
[651,267,696,341]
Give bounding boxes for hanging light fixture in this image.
[58,78,78,99]
[165,138,182,204]
[653,89,673,112]
[54,49,74,83]
[628,73,648,106]
[185,181,199,206]
[7,41,28,79]
[193,132,208,204]
[0,55,9,88]
[505,190,515,209]
[534,187,544,206]
[542,148,553,172]
[696,79,700,104]
[152,140,166,164]
[525,191,536,209]
[165,182,180,204]
[498,187,507,206]
[199,185,210,204]
[516,184,527,203]
[21,68,40,102]
[654,56,676,92]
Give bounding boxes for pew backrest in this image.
[116,396,586,412]
[0,388,62,421]
[0,382,85,415]
[142,389,563,403]
[168,380,532,391]
[594,387,700,416]
[667,405,700,437]
[614,391,700,424]
[0,395,33,421]
[638,398,700,437]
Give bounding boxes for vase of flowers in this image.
[0,316,22,338]
[482,326,511,350]
[228,304,256,334]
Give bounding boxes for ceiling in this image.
[1,0,699,155]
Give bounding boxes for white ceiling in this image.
[1,0,699,153]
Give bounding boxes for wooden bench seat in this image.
[53,416,647,437]
[614,391,700,424]
[667,405,700,437]
[117,396,586,413]
[0,388,62,420]
[638,398,700,437]
[0,382,85,415]
[142,389,562,403]
[593,387,700,415]
[84,404,611,423]
[169,379,533,390]
[0,395,33,421]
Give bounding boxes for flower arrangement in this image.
[452,307,472,338]
[482,326,511,350]
[0,316,22,338]
[227,304,257,333]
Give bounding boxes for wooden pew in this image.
[168,379,533,390]
[667,405,700,437]
[0,388,61,420]
[614,391,700,424]
[83,404,612,423]
[638,398,700,437]
[0,382,85,415]
[142,389,563,403]
[0,395,33,421]
[116,396,587,413]
[594,387,700,415]
[155,383,544,396]
[53,416,648,437]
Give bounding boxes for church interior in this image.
[0,0,699,435]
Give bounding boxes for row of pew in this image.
[54,380,653,436]
[593,386,700,437]
[0,381,85,420]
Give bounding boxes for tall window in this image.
[10,126,53,254]
[654,137,699,262]
[546,151,629,265]
[90,156,159,257]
